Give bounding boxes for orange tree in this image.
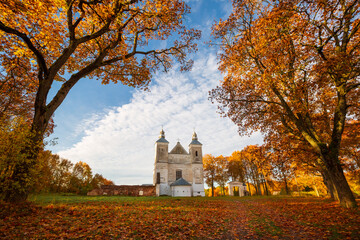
[214,155,229,196]
[203,154,217,197]
[242,145,271,195]
[210,0,360,207]
[203,154,229,196]
[0,0,200,202]
[227,151,246,182]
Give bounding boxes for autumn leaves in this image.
[0,0,200,201]
[1,196,359,239]
[210,0,360,208]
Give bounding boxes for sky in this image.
[46,0,263,185]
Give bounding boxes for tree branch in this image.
[0,21,48,81]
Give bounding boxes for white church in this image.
[153,129,205,197]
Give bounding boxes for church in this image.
[153,129,205,197]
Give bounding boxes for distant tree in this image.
[270,150,293,195]
[69,161,93,195]
[204,154,230,196]
[91,173,114,190]
[0,0,200,202]
[49,155,74,193]
[214,155,229,196]
[241,145,270,195]
[227,151,246,182]
[203,154,217,197]
[34,151,112,194]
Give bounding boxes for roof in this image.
[189,139,202,145]
[189,131,202,145]
[169,142,188,154]
[170,178,191,186]
[156,137,169,143]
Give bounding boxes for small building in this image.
[153,129,205,197]
[171,178,192,197]
[228,181,248,197]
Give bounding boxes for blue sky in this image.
[47,0,263,185]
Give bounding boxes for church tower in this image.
[154,129,170,196]
[189,131,205,196]
[189,131,202,163]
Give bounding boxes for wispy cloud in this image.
[57,53,263,185]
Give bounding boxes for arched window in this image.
[195,151,198,157]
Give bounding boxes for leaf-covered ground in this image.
[0,195,359,239]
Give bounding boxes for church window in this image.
[176,170,182,180]
[195,151,198,156]
[156,172,160,184]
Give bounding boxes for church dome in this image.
[189,131,202,145]
[156,128,169,143]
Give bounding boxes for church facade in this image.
[153,129,205,197]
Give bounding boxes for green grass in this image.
[28,193,163,204]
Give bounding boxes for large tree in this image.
[0,0,200,202]
[210,0,360,207]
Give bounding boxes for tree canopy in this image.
[0,0,200,202]
[210,0,360,207]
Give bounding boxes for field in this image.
[1,195,360,239]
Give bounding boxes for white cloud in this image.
[57,53,263,185]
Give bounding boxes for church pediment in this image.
[169,142,188,154]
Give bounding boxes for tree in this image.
[214,155,229,196]
[48,154,74,193]
[91,173,114,190]
[0,117,34,200]
[203,154,217,197]
[203,154,230,196]
[0,0,200,202]
[227,151,246,182]
[36,151,113,194]
[269,149,293,195]
[210,0,359,207]
[241,145,269,195]
[69,161,93,195]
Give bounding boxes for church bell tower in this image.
[154,129,170,196]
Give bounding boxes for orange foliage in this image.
[210,0,360,207]
[0,0,200,201]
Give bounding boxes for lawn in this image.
[0,195,359,239]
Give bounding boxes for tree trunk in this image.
[263,180,269,196]
[294,173,301,197]
[211,178,214,197]
[323,152,357,208]
[321,170,337,200]
[247,182,252,196]
[257,182,262,195]
[283,173,289,195]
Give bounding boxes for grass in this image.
[28,193,162,204]
[1,194,359,239]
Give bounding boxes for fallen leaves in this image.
[0,196,359,239]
